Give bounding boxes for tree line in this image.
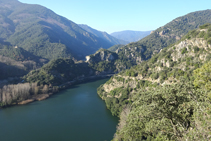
[0,83,58,107]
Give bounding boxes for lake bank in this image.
[0,74,114,108]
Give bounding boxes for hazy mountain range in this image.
[110,30,151,42]
[79,24,129,45]
[0,0,128,60]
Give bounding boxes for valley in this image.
[0,0,211,141]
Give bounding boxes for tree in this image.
[115,79,200,140]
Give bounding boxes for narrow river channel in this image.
[0,78,118,141]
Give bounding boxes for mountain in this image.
[0,0,121,60]
[110,30,151,42]
[116,10,211,65]
[23,10,211,85]
[79,24,129,45]
[97,23,211,140]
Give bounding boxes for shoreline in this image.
[1,74,113,108]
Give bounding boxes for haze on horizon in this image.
[18,0,211,33]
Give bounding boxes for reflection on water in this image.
[0,79,118,141]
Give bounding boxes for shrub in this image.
[193,46,199,53]
[207,37,211,44]
[181,47,188,54]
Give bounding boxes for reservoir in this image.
[0,79,118,141]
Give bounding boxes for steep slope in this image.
[110,30,151,42]
[0,44,47,62]
[79,24,129,45]
[108,44,124,52]
[117,10,211,65]
[0,43,48,81]
[0,0,118,60]
[97,23,211,140]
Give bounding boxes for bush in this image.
[207,37,211,44]
[126,70,138,77]
[181,47,188,54]
[193,46,200,53]
[198,31,206,38]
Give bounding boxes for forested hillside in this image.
[116,10,211,65]
[0,0,122,60]
[0,44,48,81]
[97,23,211,140]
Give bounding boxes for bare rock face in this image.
[171,38,211,62]
[159,30,165,36]
[85,56,91,62]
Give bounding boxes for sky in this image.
[19,0,211,34]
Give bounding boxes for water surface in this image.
[0,79,118,141]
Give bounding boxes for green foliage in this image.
[193,61,211,91]
[181,47,188,54]
[125,70,138,77]
[151,72,159,79]
[199,23,211,29]
[0,44,43,61]
[193,46,200,53]
[114,77,125,82]
[150,56,158,63]
[89,60,116,72]
[207,37,211,44]
[104,87,131,116]
[198,31,206,38]
[25,58,92,85]
[115,79,209,140]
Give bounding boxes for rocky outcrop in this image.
[87,49,118,63]
[171,38,211,62]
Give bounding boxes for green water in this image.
[0,79,118,141]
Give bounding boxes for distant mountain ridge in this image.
[116,9,211,65]
[0,0,123,60]
[110,30,151,42]
[79,24,129,45]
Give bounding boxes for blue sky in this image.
[19,0,211,33]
